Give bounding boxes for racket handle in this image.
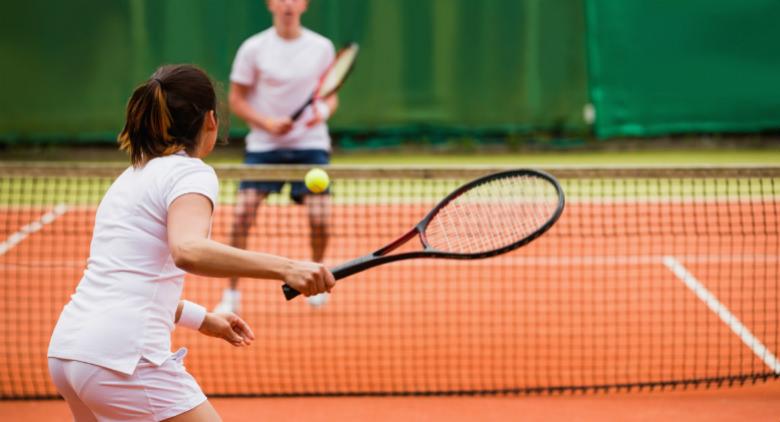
[280,255,377,301]
[330,257,375,280]
[290,95,314,121]
[282,284,301,300]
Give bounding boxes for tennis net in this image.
[0,163,778,398]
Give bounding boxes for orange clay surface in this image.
[0,381,778,422]
[0,200,778,420]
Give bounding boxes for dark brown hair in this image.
[118,65,218,167]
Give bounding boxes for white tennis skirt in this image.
[48,348,207,422]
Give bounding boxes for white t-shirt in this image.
[48,153,219,375]
[230,27,335,152]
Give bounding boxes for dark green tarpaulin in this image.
[585,0,780,138]
[0,0,588,143]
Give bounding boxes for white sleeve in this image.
[230,38,258,86]
[165,163,219,210]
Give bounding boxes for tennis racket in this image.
[282,169,565,300]
[290,42,359,121]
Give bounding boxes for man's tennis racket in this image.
[290,42,359,121]
[282,169,565,300]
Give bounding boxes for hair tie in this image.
[152,77,164,87]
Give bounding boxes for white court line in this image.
[0,204,69,256]
[663,256,780,374]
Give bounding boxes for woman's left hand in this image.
[198,312,255,347]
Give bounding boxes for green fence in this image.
[3,1,779,144]
[585,0,780,138]
[0,0,588,144]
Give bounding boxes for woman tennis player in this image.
[48,64,335,421]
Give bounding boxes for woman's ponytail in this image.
[118,65,218,167]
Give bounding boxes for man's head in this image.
[266,0,309,26]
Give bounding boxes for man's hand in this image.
[305,96,337,128]
[261,116,293,136]
[305,101,327,127]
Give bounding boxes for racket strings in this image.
[319,45,358,96]
[424,175,560,254]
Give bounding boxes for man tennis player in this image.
[215,0,339,312]
[48,64,334,421]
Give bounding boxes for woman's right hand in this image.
[284,261,335,297]
[260,116,293,136]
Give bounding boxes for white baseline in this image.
[663,255,780,374]
[0,204,69,256]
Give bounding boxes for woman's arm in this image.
[167,193,335,296]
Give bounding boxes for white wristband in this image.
[178,300,207,330]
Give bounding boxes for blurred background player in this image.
[215,0,338,312]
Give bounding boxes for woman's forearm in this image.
[172,238,292,280]
[168,191,335,296]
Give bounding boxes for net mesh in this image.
[0,164,778,398]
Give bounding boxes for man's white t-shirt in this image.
[230,27,335,152]
[48,153,219,375]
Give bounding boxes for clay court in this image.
[1,167,778,420]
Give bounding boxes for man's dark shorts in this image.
[239,149,330,205]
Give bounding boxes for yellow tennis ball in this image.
[305,168,330,193]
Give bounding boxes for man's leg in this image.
[304,194,331,307]
[214,189,266,313]
[306,194,331,262]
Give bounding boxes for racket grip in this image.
[290,95,314,121]
[282,284,301,301]
[280,256,373,301]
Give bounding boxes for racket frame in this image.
[283,169,565,300]
[290,42,359,121]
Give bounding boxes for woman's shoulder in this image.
[149,155,219,203]
[148,154,216,178]
[176,155,216,175]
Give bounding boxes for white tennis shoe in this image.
[306,292,329,308]
[213,289,241,314]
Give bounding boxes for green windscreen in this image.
[585,0,780,138]
[0,0,588,143]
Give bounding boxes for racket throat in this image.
[290,95,314,121]
[374,227,419,256]
[330,227,423,281]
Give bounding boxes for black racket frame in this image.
[283,169,565,300]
